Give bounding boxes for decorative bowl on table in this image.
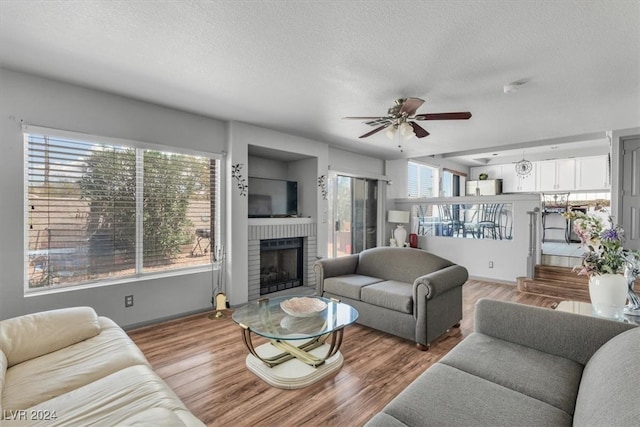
[280,297,327,318]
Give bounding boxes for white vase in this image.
[393,225,407,247]
[588,274,628,320]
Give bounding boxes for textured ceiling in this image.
[1,1,639,162]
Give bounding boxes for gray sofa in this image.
[313,247,468,349]
[366,298,639,426]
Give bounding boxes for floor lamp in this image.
[388,210,410,247]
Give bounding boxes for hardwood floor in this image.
[127,280,561,426]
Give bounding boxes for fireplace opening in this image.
[260,237,303,295]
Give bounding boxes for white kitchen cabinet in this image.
[536,159,575,192]
[502,163,536,193]
[575,155,610,190]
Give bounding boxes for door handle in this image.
[335,220,340,232]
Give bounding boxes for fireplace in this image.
[260,237,303,295]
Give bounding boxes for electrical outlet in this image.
[125,295,134,307]
[489,261,494,268]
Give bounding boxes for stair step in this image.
[541,254,582,269]
[534,265,588,285]
[517,277,590,302]
[518,268,640,302]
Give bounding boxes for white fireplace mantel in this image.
[248,217,315,226]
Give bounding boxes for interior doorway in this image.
[621,136,640,250]
[329,175,378,257]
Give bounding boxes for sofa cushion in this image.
[3,365,203,427]
[360,281,413,314]
[0,307,100,367]
[113,407,188,426]
[573,327,640,427]
[367,363,572,427]
[439,333,583,415]
[323,274,383,300]
[356,247,453,284]
[3,317,149,411]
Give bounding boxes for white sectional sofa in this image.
[0,307,204,426]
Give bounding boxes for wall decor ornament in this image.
[231,163,248,197]
[515,152,533,177]
[317,175,328,200]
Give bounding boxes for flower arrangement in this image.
[565,209,638,276]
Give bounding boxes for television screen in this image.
[248,177,298,218]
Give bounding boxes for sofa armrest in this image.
[414,265,468,301]
[474,298,636,365]
[0,307,101,367]
[313,255,359,294]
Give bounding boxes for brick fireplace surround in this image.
[247,220,317,301]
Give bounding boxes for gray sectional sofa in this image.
[366,298,639,426]
[313,247,468,349]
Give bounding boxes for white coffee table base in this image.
[246,342,344,389]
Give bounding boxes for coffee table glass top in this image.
[556,300,640,325]
[231,296,359,340]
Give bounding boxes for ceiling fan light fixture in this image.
[399,121,415,139]
[385,125,397,139]
[344,97,472,142]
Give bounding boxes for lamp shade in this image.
[388,210,410,224]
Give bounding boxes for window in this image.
[442,168,467,197]
[407,161,439,197]
[25,128,220,292]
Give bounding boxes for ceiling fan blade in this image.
[409,122,430,138]
[399,97,425,116]
[343,116,387,120]
[413,112,472,120]
[359,124,390,138]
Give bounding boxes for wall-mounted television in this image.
[248,177,298,218]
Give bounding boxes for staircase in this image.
[517,265,590,301]
[517,265,640,302]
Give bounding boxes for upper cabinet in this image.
[502,164,536,193]
[575,155,610,190]
[536,159,575,192]
[469,155,609,193]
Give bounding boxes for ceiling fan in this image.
[343,97,472,140]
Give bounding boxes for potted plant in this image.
[566,208,639,319]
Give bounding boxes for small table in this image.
[555,301,640,325]
[231,296,359,389]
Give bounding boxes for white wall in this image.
[328,147,385,177]
[0,69,227,325]
[385,159,409,200]
[289,157,319,219]
[247,156,288,180]
[395,195,540,282]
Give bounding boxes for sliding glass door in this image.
[329,175,378,257]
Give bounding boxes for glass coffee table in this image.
[231,295,358,389]
[555,300,640,325]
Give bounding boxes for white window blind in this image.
[407,161,438,198]
[25,130,219,291]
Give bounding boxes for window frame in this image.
[23,125,222,295]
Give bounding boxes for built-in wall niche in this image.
[248,177,298,218]
[247,145,318,219]
[412,202,514,240]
